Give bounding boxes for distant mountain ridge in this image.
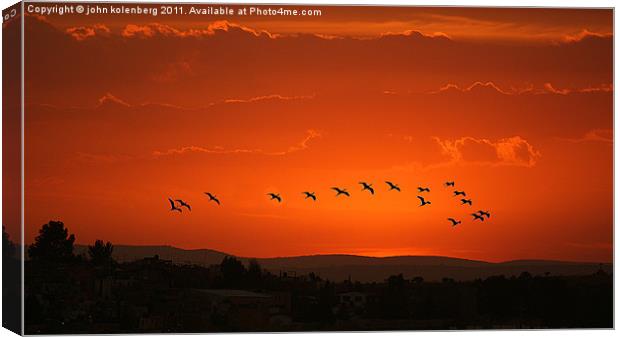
[73,244,611,282]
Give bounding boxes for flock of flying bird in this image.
[167,180,492,227]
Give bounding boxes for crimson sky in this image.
[13,4,613,262]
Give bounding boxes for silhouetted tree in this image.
[308,272,322,282]
[28,221,75,263]
[519,271,532,280]
[3,226,15,260]
[247,258,262,285]
[315,280,336,323]
[220,256,246,286]
[2,225,21,332]
[88,240,114,266]
[387,273,406,289]
[383,274,410,318]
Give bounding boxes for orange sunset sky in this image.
[10,4,613,262]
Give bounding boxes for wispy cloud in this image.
[151,61,194,83]
[73,130,322,164]
[430,81,512,95]
[578,84,614,93]
[430,82,612,96]
[152,129,322,157]
[91,92,315,110]
[220,93,316,104]
[542,83,570,95]
[557,129,613,144]
[562,29,612,43]
[97,93,131,107]
[543,83,613,95]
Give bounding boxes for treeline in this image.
[21,221,614,332]
[3,226,21,333]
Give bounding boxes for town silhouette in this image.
[10,222,611,334]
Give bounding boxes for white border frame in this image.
[0,0,616,336]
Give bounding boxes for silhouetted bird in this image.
[332,187,350,197]
[267,193,282,202]
[303,191,317,201]
[359,182,374,195]
[417,196,431,206]
[445,181,455,187]
[418,187,430,193]
[461,199,472,206]
[204,192,220,205]
[454,190,466,197]
[168,198,182,212]
[472,213,485,221]
[385,181,401,192]
[447,218,461,226]
[175,199,191,211]
[478,210,491,218]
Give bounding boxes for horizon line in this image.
[58,243,612,265]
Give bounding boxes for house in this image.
[192,289,274,330]
[338,291,367,308]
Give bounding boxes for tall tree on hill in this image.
[28,221,75,263]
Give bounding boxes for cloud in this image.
[431,82,613,96]
[434,136,541,167]
[312,33,343,40]
[380,29,451,40]
[24,15,612,109]
[578,84,613,93]
[558,129,613,144]
[542,82,570,95]
[544,83,613,95]
[152,129,322,157]
[153,145,259,156]
[65,24,110,41]
[121,20,277,39]
[72,129,323,164]
[562,29,613,43]
[431,81,512,95]
[91,92,314,109]
[277,129,322,155]
[220,94,315,104]
[119,21,453,42]
[97,93,131,107]
[151,61,194,83]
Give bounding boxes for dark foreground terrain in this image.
[11,222,611,334]
[24,254,612,333]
